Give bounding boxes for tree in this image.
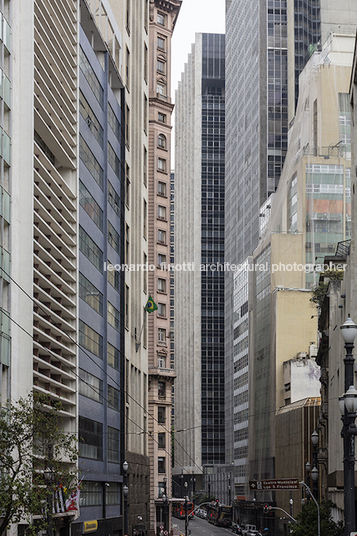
[0,392,78,535]
[291,500,343,536]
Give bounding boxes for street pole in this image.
[123,461,129,536]
[311,431,319,501]
[184,482,188,536]
[340,316,357,536]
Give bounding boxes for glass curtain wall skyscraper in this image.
[174,33,225,479]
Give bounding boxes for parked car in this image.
[231,523,243,535]
[242,524,260,536]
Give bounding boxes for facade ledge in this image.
[148,366,176,379]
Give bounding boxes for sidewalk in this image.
[172,527,183,536]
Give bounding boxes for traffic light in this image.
[263,504,269,513]
[216,499,219,506]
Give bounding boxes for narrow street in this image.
[173,517,234,536]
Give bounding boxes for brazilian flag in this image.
[145,295,158,313]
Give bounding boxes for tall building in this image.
[174,33,225,479]
[107,0,151,533]
[225,0,357,498]
[0,0,11,403]
[10,0,79,533]
[248,32,354,503]
[73,2,126,534]
[147,2,181,535]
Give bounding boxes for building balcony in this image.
[148,366,176,380]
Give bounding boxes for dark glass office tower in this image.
[174,33,225,476]
[201,34,226,466]
[73,4,125,534]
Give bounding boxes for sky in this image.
[170,0,225,166]
[171,0,226,94]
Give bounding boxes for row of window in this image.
[79,370,120,410]
[79,417,120,462]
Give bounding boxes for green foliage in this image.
[310,269,344,309]
[0,392,78,535]
[291,500,343,536]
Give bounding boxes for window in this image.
[108,302,120,332]
[158,181,167,196]
[79,91,103,147]
[108,385,120,411]
[79,226,103,273]
[79,320,103,359]
[106,482,120,504]
[157,36,165,50]
[108,104,120,140]
[108,181,121,217]
[107,260,120,291]
[108,221,120,254]
[79,369,103,403]
[144,95,148,133]
[125,164,130,208]
[125,285,129,328]
[143,253,147,293]
[158,134,166,149]
[157,84,165,96]
[108,427,120,463]
[158,328,166,343]
[79,181,103,231]
[143,200,147,239]
[158,205,166,220]
[125,46,130,89]
[126,0,130,33]
[158,352,166,368]
[144,0,148,32]
[79,417,103,460]
[144,43,148,81]
[158,406,166,424]
[158,278,166,293]
[158,229,166,244]
[158,457,166,473]
[108,343,120,371]
[157,12,165,25]
[158,433,165,450]
[158,112,166,123]
[108,142,120,177]
[158,254,166,268]
[80,481,103,506]
[157,60,165,74]
[125,224,130,264]
[80,135,104,189]
[158,303,166,317]
[125,105,130,148]
[79,273,103,315]
[143,146,147,186]
[79,47,104,108]
[158,381,166,398]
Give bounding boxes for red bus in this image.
[171,501,194,519]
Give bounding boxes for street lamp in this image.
[311,430,319,500]
[123,461,129,536]
[340,315,357,536]
[162,477,168,534]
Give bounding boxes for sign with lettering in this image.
[249,478,299,490]
[84,520,98,533]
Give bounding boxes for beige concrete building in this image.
[106,0,152,532]
[147,1,181,535]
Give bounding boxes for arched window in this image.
[158,134,166,149]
